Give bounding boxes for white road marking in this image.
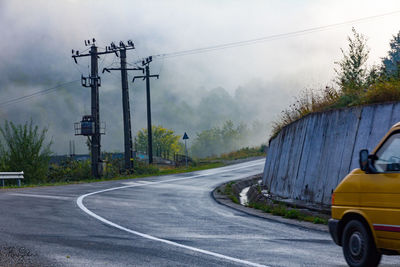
[135,180,153,184]
[121,180,153,185]
[77,161,268,267]
[9,193,71,200]
[120,181,139,186]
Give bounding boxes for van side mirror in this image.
[359,149,369,171]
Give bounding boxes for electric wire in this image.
[71,60,88,76]
[0,80,80,108]
[3,10,400,108]
[150,10,400,60]
[98,53,108,72]
[157,57,165,76]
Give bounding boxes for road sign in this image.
[183,132,189,140]
[183,132,189,168]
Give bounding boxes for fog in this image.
[1,0,400,155]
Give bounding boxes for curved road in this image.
[0,159,398,266]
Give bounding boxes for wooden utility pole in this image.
[102,41,142,171]
[73,41,102,177]
[90,44,101,177]
[132,56,159,164]
[72,39,135,177]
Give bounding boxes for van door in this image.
[360,132,400,246]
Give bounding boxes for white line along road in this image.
[8,193,72,200]
[77,160,268,267]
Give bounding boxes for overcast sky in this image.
[1,0,400,154]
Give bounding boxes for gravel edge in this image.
[0,244,57,267]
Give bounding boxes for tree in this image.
[0,120,52,184]
[190,127,222,158]
[366,65,381,86]
[335,28,369,95]
[136,125,182,159]
[382,31,400,79]
[191,120,249,158]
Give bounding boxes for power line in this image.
[71,59,89,76]
[151,10,400,59]
[0,80,80,108]
[3,10,399,109]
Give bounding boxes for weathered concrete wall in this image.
[262,102,400,206]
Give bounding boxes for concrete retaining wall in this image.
[262,102,400,206]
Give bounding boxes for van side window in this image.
[374,133,400,172]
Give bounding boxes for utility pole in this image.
[69,140,76,158]
[102,41,142,171]
[132,56,159,164]
[72,39,131,178]
[90,44,101,177]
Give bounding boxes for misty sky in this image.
[1,0,400,155]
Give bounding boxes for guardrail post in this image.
[0,172,24,187]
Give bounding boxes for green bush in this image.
[133,160,160,175]
[102,154,123,178]
[47,157,161,183]
[0,120,52,184]
[363,80,400,104]
[272,205,287,216]
[330,93,361,108]
[224,181,235,195]
[229,195,240,204]
[313,217,327,224]
[47,160,92,183]
[249,202,272,213]
[284,209,300,219]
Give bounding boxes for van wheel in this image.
[342,220,381,267]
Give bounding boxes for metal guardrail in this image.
[0,171,24,187]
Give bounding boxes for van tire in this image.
[342,220,381,267]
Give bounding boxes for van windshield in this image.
[374,133,400,172]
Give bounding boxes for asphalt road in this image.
[0,159,398,266]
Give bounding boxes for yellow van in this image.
[330,122,400,267]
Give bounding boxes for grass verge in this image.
[0,162,225,189]
[218,181,328,225]
[201,146,266,162]
[247,201,328,225]
[221,181,239,204]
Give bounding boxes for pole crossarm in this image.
[72,48,134,62]
[72,40,135,63]
[132,75,159,83]
[103,67,143,73]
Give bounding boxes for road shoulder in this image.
[212,177,329,233]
